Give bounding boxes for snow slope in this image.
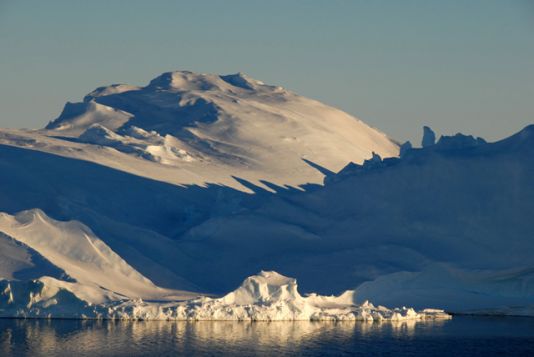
[0,210,198,303]
[0,126,531,316]
[0,70,531,317]
[163,126,534,313]
[0,231,65,281]
[0,71,398,191]
[0,211,449,320]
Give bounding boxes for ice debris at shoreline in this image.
[0,271,450,321]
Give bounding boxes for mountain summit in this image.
[41,70,399,189]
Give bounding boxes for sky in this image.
[0,0,533,144]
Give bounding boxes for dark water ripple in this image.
[1,316,533,356]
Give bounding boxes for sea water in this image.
[1,316,533,356]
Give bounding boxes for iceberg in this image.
[0,271,450,321]
[0,70,532,318]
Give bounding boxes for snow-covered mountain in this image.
[177,126,534,313]
[0,70,532,318]
[0,70,398,190]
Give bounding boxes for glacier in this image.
[0,210,448,320]
[0,70,532,318]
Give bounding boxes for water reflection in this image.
[4,317,534,356]
[0,318,455,356]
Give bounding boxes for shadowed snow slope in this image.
[0,70,531,317]
[0,210,198,302]
[0,71,398,190]
[0,126,532,315]
[160,125,534,313]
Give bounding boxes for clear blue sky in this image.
[1,0,533,143]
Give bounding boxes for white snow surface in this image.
[0,271,449,321]
[0,70,532,318]
[0,210,198,303]
[0,70,398,191]
[0,125,532,316]
[0,211,449,320]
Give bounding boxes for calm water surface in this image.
[1,316,533,356]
